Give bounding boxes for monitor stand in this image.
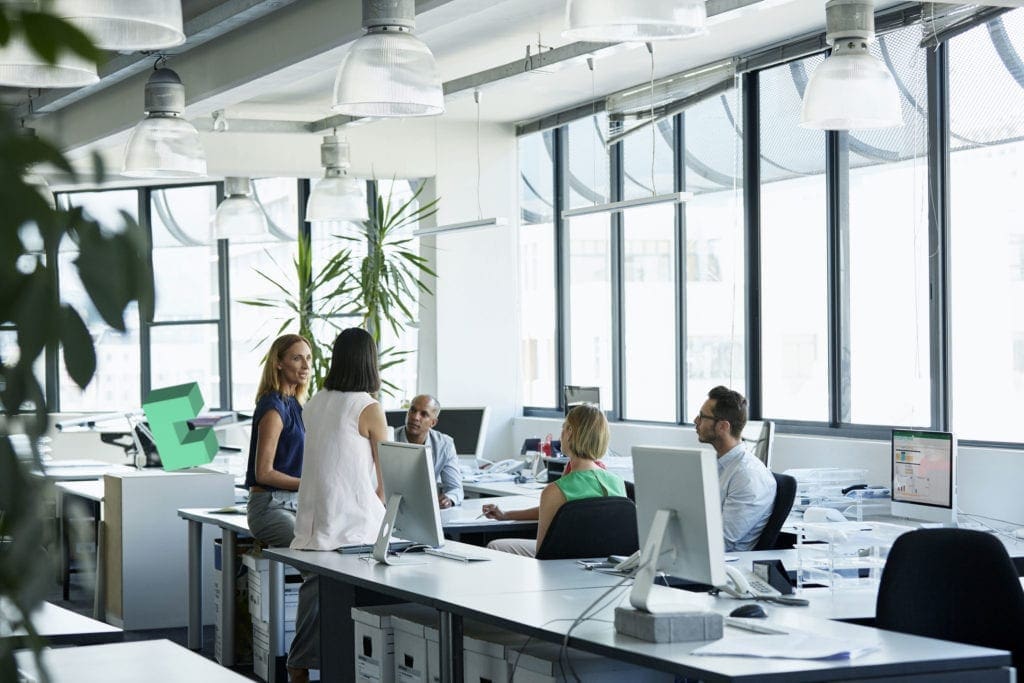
[615,509,723,643]
[372,494,427,566]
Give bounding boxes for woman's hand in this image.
[481,503,506,520]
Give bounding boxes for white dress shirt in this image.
[717,442,777,552]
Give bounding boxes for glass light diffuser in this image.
[332,29,444,117]
[214,178,267,242]
[306,175,368,223]
[800,43,902,130]
[54,0,185,51]
[564,0,707,41]
[0,35,98,88]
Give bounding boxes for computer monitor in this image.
[385,406,490,459]
[629,446,727,612]
[372,441,446,565]
[891,429,956,525]
[563,385,600,415]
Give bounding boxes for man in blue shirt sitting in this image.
[394,394,464,509]
[695,385,776,551]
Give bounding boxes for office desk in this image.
[178,495,539,675]
[14,639,251,683]
[55,480,104,605]
[463,478,547,497]
[264,544,1011,683]
[1,599,122,647]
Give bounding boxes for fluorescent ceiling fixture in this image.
[562,192,692,219]
[54,0,185,51]
[0,35,98,88]
[414,217,507,237]
[123,67,207,178]
[305,135,368,223]
[332,0,444,117]
[800,0,902,130]
[214,177,267,242]
[563,0,707,41]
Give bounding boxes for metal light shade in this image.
[800,44,902,129]
[563,0,707,41]
[332,29,444,117]
[54,0,185,51]
[0,35,98,88]
[123,67,206,178]
[214,178,267,242]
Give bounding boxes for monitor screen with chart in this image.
[891,429,956,525]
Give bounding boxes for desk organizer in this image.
[794,520,914,591]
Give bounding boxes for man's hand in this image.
[481,503,506,520]
[438,493,454,509]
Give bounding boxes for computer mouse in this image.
[729,604,767,619]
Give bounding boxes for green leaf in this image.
[59,305,96,389]
[0,12,11,46]
[21,12,101,65]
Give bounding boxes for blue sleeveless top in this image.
[244,392,304,490]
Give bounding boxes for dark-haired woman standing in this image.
[287,327,388,682]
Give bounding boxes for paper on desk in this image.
[692,633,878,660]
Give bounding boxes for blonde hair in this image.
[562,404,609,461]
[256,334,312,404]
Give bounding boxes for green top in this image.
[554,468,627,501]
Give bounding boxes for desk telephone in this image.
[481,459,525,475]
[611,552,791,601]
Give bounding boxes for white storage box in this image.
[244,552,301,623]
[464,624,532,683]
[353,606,399,683]
[391,606,440,683]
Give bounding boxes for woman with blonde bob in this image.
[485,404,626,557]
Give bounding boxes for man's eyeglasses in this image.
[695,413,722,424]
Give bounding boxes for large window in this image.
[518,130,557,408]
[59,190,141,411]
[949,12,1024,442]
[758,56,829,422]
[516,7,1024,446]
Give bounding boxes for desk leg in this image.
[268,559,285,683]
[186,519,203,650]
[439,611,463,683]
[221,529,237,667]
[57,488,69,600]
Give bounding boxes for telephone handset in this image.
[483,459,525,475]
[720,565,782,599]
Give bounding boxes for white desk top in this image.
[15,639,249,682]
[1,600,121,646]
[55,479,104,502]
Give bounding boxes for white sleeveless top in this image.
[291,390,385,550]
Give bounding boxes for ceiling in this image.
[13,0,907,183]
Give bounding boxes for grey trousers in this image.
[487,537,538,557]
[246,490,319,670]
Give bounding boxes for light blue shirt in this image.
[394,425,464,505]
[717,443,776,552]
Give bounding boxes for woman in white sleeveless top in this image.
[287,327,388,683]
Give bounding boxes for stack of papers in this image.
[692,633,878,660]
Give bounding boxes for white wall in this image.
[430,120,519,461]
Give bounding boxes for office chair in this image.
[534,497,639,560]
[753,472,797,551]
[876,528,1024,671]
[624,480,635,502]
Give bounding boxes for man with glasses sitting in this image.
[695,386,776,551]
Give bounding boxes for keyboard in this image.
[423,547,490,562]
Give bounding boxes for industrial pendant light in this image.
[563,0,707,41]
[0,36,98,88]
[305,135,369,223]
[214,178,268,242]
[122,64,207,178]
[800,0,902,130]
[332,0,444,117]
[54,0,185,51]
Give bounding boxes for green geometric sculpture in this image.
[141,382,219,471]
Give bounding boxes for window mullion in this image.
[610,141,624,421]
[927,43,951,431]
[826,129,851,427]
[742,71,762,421]
[674,112,687,425]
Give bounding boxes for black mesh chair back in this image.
[753,473,797,550]
[876,528,1024,671]
[535,496,639,560]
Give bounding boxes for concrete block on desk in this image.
[613,606,723,643]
